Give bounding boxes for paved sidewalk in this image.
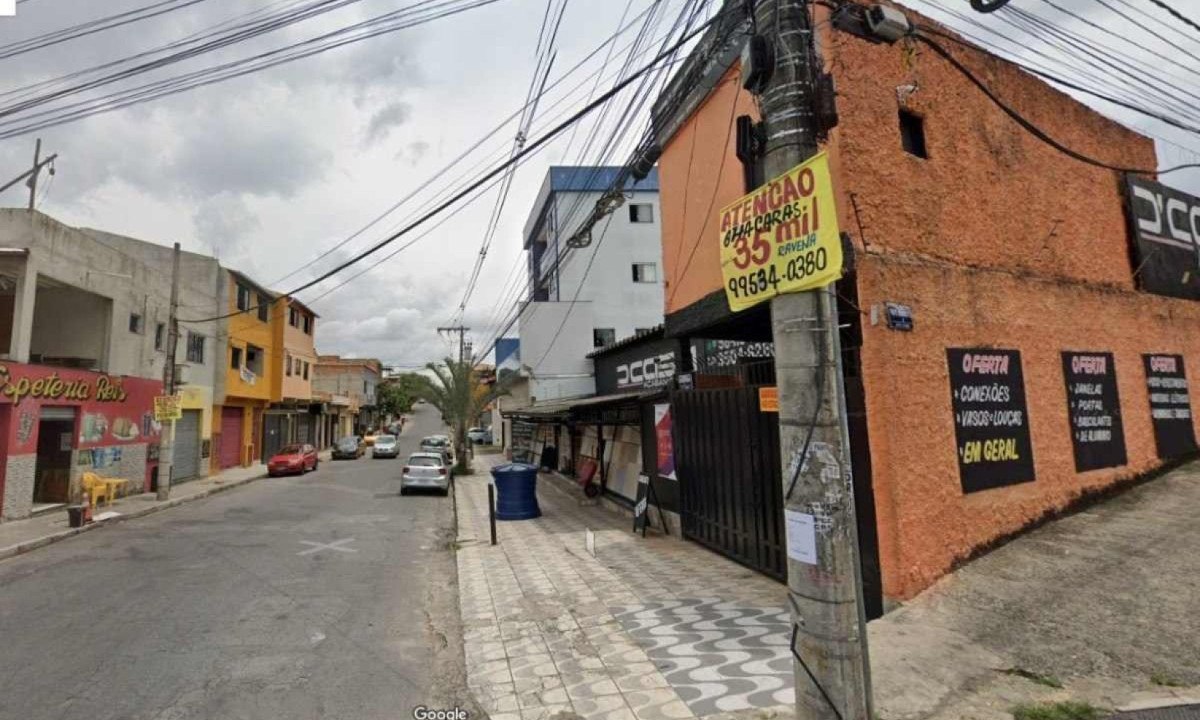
[455,456,793,720]
[0,458,293,561]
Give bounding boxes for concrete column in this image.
[9,254,36,363]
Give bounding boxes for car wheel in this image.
[313,460,319,471]
[399,487,408,496]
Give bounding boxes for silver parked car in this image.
[401,452,451,495]
[467,427,492,444]
[371,434,399,458]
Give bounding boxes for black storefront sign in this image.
[1061,352,1127,472]
[947,348,1036,493]
[1125,176,1200,300]
[594,336,681,395]
[1142,354,1197,459]
[511,420,535,464]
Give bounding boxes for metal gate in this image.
[174,410,202,482]
[674,386,786,580]
[262,414,285,463]
[295,413,313,445]
[219,407,243,469]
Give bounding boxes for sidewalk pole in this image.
[488,483,497,546]
[156,242,181,501]
[752,0,872,717]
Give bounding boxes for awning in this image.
[502,391,652,426]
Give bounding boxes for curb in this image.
[0,471,268,563]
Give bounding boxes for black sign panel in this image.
[947,348,1036,493]
[1142,354,1197,459]
[1126,176,1200,300]
[1061,352,1127,472]
[593,336,681,395]
[510,420,535,464]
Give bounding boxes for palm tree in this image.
[417,358,512,472]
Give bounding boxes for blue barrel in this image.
[490,463,541,520]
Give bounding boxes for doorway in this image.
[34,407,76,506]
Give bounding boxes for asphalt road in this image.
[0,404,473,720]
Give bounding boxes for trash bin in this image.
[490,463,541,520]
[67,505,87,528]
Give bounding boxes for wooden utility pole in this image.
[27,139,40,210]
[437,325,470,364]
[156,242,182,501]
[752,0,873,717]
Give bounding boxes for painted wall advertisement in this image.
[1061,352,1127,472]
[654,403,676,480]
[718,152,843,312]
[0,362,162,454]
[1142,354,1197,459]
[946,348,1035,493]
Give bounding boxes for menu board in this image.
[1142,354,1197,459]
[511,421,535,464]
[947,348,1036,493]
[1061,352,1127,472]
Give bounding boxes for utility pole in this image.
[753,0,872,718]
[437,325,470,364]
[157,242,182,501]
[27,139,40,210]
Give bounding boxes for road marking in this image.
[297,538,358,556]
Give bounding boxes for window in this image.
[154,323,165,350]
[632,263,657,283]
[236,284,251,311]
[257,293,270,322]
[186,332,204,364]
[303,362,309,380]
[231,346,242,369]
[289,307,299,327]
[246,344,264,376]
[593,328,616,348]
[628,203,654,223]
[363,381,368,394]
[129,313,144,334]
[302,315,312,334]
[899,109,928,159]
[285,353,293,376]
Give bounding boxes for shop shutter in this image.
[219,407,243,469]
[173,410,202,482]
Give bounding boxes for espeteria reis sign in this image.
[718,152,843,312]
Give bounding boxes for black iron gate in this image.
[674,386,786,580]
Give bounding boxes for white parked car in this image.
[467,427,493,444]
[401,452,451,495]
[371,434,399,459]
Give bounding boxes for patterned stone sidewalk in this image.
[454,458,794,720]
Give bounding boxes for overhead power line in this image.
[179,6,731,325]
[0,0,210,60]
[1147,0,1200,34]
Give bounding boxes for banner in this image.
[1061,352,1127,472]
[1142,354,1197,459]
[719,152,843,312]
[946,348,1035,493]
[154,395,183,422]
[654,403,676,480]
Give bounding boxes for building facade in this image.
[214,270,277,470]
[313,356,381,434]
[0,210,223,519]
[263,297,320,460]
[644,2,1186,610]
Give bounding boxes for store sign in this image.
[719,152,843,312]
[1061,352,1127,472]
[594,336,682,395]
[946,348,1035,493]
[1142,354,1197,459]
[654,403,676,480]
[1126,177,1200,300]
[0,364,128,405]
[759,386,779,412]
[154,395,183,422]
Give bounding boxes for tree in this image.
[416,358,512,473]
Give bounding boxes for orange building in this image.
[214,270,278,470]
[263,297,319,459]
[647,3,1186,609]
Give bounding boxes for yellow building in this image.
[213,270,279,470]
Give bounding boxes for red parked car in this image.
[267,444,319,476]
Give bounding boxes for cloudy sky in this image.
[0,0,1197,369]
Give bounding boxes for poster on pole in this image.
[718,152,843,312]
[1142,354,1197,459]
[154,395,182,422]
[946,348,1036,493]
[1061,352,1127,472]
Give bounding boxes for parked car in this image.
[401,452,451,495]
[372,434,399,459]
[467,427,492,444]
[363,430,380,446]
[332,435,365,460]
[420,435,455,466]
[267,444,318,476]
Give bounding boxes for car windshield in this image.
[422,438,446,447]
[278,445,302,455]
[376,435,396,444]
[337,438,357,448]
[409,456,442,467]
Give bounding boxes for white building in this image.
[517,166,664,403]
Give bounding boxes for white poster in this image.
[784,510,818,566]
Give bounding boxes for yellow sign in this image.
[154,395,182,422]
[759,386,779,413]
[718,152,843,311]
